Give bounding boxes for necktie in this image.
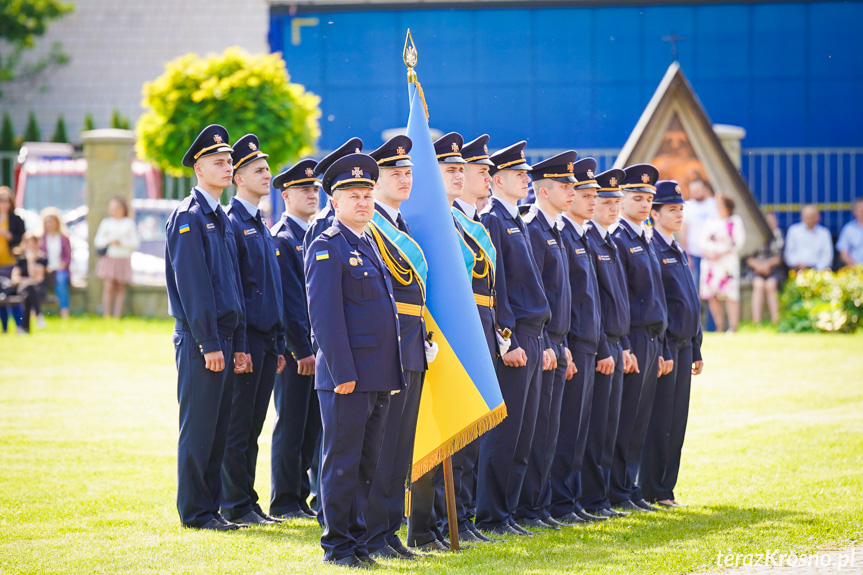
[396,213,408,234]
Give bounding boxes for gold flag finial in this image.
[403,29,418,83]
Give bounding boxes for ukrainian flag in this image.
[401,80,506,480]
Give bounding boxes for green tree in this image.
[82,112,95,132]
[110,108,130,130]
[51,114,68,142]
[137,47,321,177]
[0,0,74,94]
[0,112,15,187]
[23,111,41,142]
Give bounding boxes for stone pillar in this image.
[713,124,746,170]
[81,129,135,314]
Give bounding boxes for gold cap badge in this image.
[451,142,459,152]
[214,134,223,144]
[397,146,406,155]
[566,162,574,173]
[248,142,257,151]
[587,169,594,178]
[641,173,650,183]
[305,167,314,177]
[609,177,618,187]
[351,167,363,178]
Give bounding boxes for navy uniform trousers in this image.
[609,329,662,504]
[475,327,544,530]
[548,350,596,518]
[221,332,279,518]
[516,340,567,520]
[319,390,391,560]
[365,369,424,551]
[581,340,624,512]
[639,340,693,502]
[270,359,321,516]
[175,332,235,527]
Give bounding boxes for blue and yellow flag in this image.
[401,80,506,480]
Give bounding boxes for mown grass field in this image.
[1,318,861,574]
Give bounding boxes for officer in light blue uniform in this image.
[548,157,608,524]
[609,164,669,513]
[221,134,287,525]
[580,168,632,518]
[303,138,364,253]
[166,124,247,530]
[476,141,551,537]
[307,153,404,568]
[640,180,704,507]
[515,151,576,529]
[269,158,322,520]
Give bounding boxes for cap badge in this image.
[566,162,574,173]
[641,173,650,183]
[520,150,525,159]
[305,167,314,177]
[675,185,682,194]
[587,169,594,179]
[451,142,459,152]
[351,167,363,178]
[609,177,618,187]
[483,144,489,153]
[248,142,257,151]
[214,134,223,144]
[396,146,406,155]
[354,147,361,153]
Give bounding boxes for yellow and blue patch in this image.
[275,249,281,256]
[315,250,329,261]
[179,224,190,234]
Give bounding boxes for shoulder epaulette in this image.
[177,194,195,213]
[270,220,285,236]
[522,211,537,224]
[321,225,342,239]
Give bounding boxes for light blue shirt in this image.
[194,187,222,212]
[288,214,310,232]
[784,222,834,271]
[836,219,863,265]
[234,195,260,218]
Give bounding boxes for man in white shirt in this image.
[784,204,834,271]
[680,178,717,289]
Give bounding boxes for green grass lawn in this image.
[1,318,861,574]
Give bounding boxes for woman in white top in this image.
[699,195,745,332]
[94,197,139,318]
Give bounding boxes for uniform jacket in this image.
[559,219,602,355]
[303,203,335,254]
[481,197,550,351]
[305,219,404,393]
[584,223,630,357]
[371,204,427,373]
[226,197,285,355]
[166,188,245,354]
[271,214,315,360]
[524,207,571,348]
[652,231,703,362]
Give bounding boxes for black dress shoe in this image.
[388,539,419,559]
[484,524,521,537]
[302,508,318,518]
[356,554,378,567]
[613,500,645,512]
[274,509,312,520]
[233,510,275,525]
[325,555,364,569]
[575,509,607,522]
[371,544,415,560]
[196,518,240,531]
[454,529,484,543]
[542,516,565,528]
[409,539,448,552]
[516,517,553,530]
[466,524,497,542]
[508,522,534,536]
[553,512,588,525]
[592,508,629,518]
[633,499,660,512]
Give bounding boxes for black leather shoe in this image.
[633,499,660,512]
[301,505,318,517]
[388,539,419,559]
[325,555,364,568]
[369,545,401,560]
[196,518,240,531]
[613,500,645,512]
[509,522,534,536]
[274,509,312,520]
[409,539,448,552]
[466,524,497,542]
[542,516,565,529]
[553,512,588,525]
[575,509,607,522]
[454,529,484,543]
[592,508,629,518]
[356,554,378,567]
[485,524,522,537]
[516,517,552,530]
[233,510,275,525]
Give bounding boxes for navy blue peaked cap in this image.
[621,163,659,194]
[489,141,531,175]
[573,158,601,190]
[652,180,685,205]
[322,153,379,196]
[231,133,268,171]
[434,132,466,164]
[370,135,413,168]
[316,137,364,177]
[182,124,233,168]
[273,158,319,190]
[531,150,578,183]
[595,168,626,198]
[461,135,494,166]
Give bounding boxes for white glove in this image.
[496,331,512,356]
[425,340,439,364]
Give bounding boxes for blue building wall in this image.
[270,1,863,151]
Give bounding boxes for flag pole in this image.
[403,28,460,553]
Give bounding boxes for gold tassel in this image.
[405,487,412,518]
[410,403,508,482]
[415,80,430,121]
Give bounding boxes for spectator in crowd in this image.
[94,197,139,319]
[700,195,744,333]
[40,208,72,321]
[784,204,833,272]
[0,186,25,333]
[10,232,46,334]
[746,212,785,324]
[836,197,863,267]
[680,178,717,290]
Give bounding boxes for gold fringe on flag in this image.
[410,402,507,482]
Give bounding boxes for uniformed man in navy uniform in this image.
[306,153,404,568]
[641,180,704,507]
[303,138,364,253]
[269,158,322,520]
[548,158,609,524]
[220,134,287,526]
[515,151,576,529]
[449,134,502,543]
[166,124,248,530]
[580,169,632,519]
[362,135,438,557]
[476,141,551,537]
[609,164,669,513]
